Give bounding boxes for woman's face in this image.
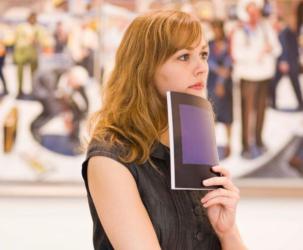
[153,38,209,98]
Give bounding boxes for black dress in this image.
[82,140,221,250]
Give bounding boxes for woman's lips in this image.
[188,83,204,90]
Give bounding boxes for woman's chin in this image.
[186,89,205,98]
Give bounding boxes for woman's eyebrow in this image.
[186,44,208,50]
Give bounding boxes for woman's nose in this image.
[194,58,208,76]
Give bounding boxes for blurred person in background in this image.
[297,0,303,35]
[288,139,303,175]
[78,20,98,77]
[207,20,233,158]
[13,12,52,100]
[54,21,68,53]
[231,0,281,159]
[0,31,8,98]
[261,0,275,17]
[286,0,303,175]
[53,0,69,12]
[270,16,303,111]
[30,65,89,145]
[297,1,303,72]
[68,19,98,77]
[56,65,89,142]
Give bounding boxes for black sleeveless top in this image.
[82,140,221,250]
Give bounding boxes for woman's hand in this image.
[201,166,240,238]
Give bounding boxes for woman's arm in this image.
[88,156,161,250]
[201,166,247,250]
[217,225,247,250]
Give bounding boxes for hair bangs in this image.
[168,16,202,53]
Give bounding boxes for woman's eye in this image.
[178,54,190,61]
[201,51,209,60]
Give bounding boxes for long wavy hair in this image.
[89,10,203,164]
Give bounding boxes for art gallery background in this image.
[1,0,303,249]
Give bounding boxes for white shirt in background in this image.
[232,20,281,81]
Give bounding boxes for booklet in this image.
[167,91,220,190]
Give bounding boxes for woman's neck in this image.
[160,129,170,148]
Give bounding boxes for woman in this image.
[82,10,246,250]
[207,20,233,158]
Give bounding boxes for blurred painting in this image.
[0,0,134,196]
[1,0,303,196]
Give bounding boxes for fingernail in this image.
[203,180,208,185]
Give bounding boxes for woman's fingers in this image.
[201,189,240,209]
[211,165,230,177]
[203,176,239,193]
[202,165,240,209]
[202,196,237,209]
[203,166,240,194]
[201,188,239,205]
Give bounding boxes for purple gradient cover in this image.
[179,104,217,165]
